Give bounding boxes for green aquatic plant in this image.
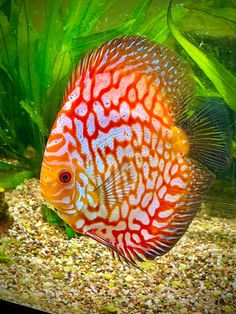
[41,204,81,239]
[167,0,236,112]
[0,160,33,188]
[0,241,11,264]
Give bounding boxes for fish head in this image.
[40,151,98,219]
[40,158,78,212]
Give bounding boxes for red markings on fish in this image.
[40,36,230,267]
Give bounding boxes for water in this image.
[0,0,235,313]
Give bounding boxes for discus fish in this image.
[40,36,231,266]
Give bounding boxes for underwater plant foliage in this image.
[41,204,81,239]
[0,241,11,264]
[0,0,235,192]
[168,0,236,112]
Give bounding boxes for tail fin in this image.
[182,98,232,171]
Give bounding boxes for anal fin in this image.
[86,231,139,268]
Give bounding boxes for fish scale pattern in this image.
[41,36,211,263]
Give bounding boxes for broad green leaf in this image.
[73,0,117,35]
[0,242,11,264]
[19,3,41,106]
[41,205,64,226]
[233,140,236,159]
[141,6,183,43]
[69,19,136,59]
[183,5,236,24]
[125,0,152,31]
[0,0,11,20]
[36,0,65,98]
[167,0,236,112]
[41,205,80,238]
[0,11,16,80]
[0,161,18,171]
[64,224,76,239]
[0,170,33,189]
[20,100,48,136]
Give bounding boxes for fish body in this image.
[40,36,230,265]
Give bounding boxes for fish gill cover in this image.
[0,0,235,211]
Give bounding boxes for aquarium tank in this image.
[0,0,235,313]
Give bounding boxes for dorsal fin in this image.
[63,35,195,121]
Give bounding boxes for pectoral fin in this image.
[94,163,137,207]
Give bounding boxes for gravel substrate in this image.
[0,179,235,313]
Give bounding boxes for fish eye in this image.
[59,169,72,184]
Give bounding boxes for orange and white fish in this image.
[40,36,231,266]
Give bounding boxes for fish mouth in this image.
[41,189,75,213]
[41,197,65,213]
[40,192,57,210]
[40,180,59,208]
[40,187,55,208]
